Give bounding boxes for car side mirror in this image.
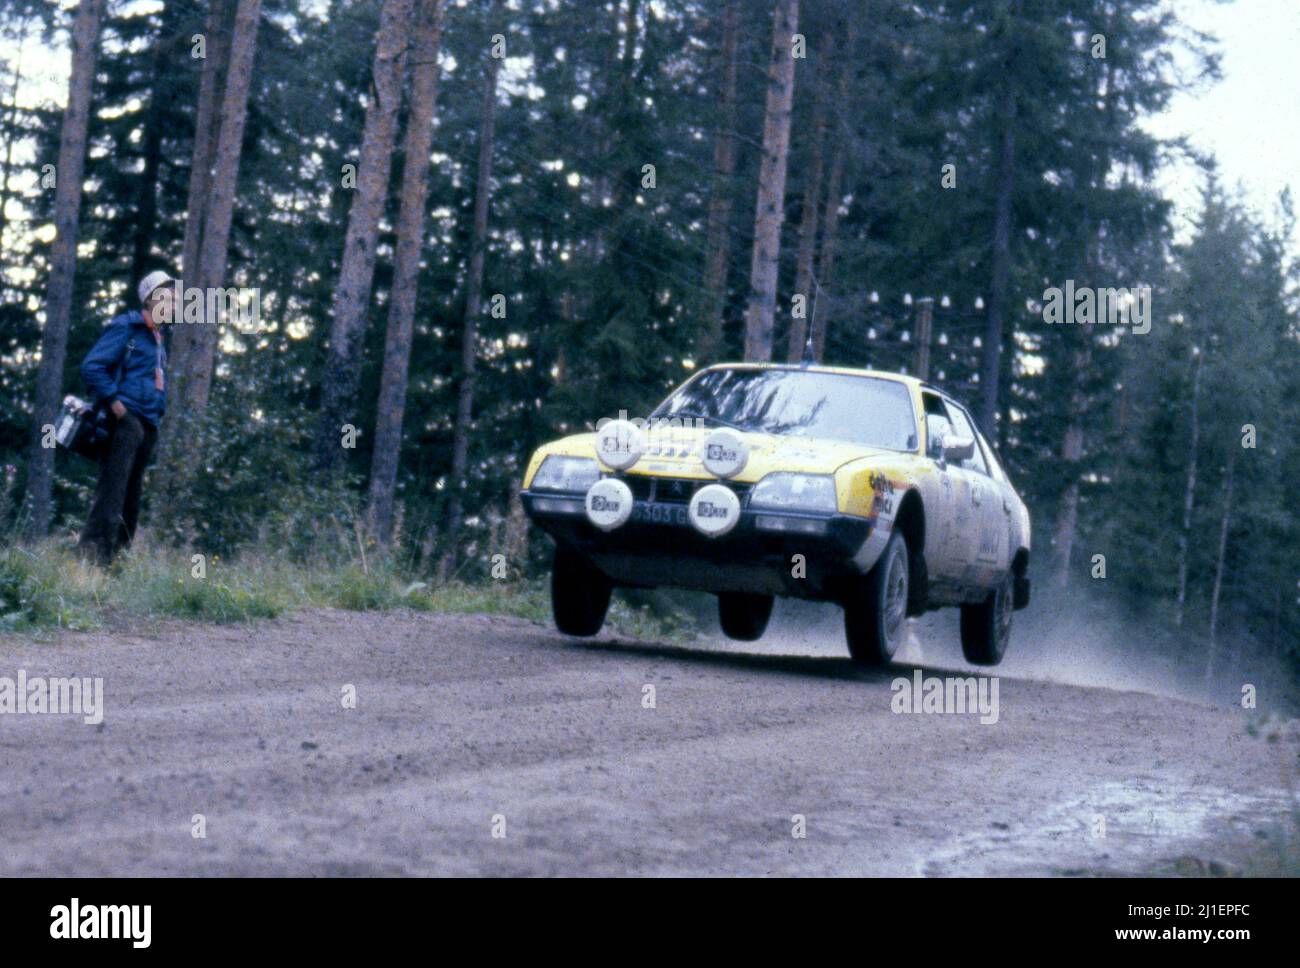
[943,435,975,463]
[925,426,946,460]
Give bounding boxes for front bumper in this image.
[520,487,874,599]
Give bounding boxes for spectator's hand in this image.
[110,401,127,421]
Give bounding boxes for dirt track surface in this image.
[1,606,1296,876]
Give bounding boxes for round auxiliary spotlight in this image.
[700,428,749,479]
[594,419,644,471]
[688,483,741,538]
[584,477,634,531]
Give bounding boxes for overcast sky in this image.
[1143,0,1300,250]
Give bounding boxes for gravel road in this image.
[1,604,1295,876]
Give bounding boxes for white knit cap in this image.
[137,270,173,304]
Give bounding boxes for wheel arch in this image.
[1011,546,1030,610]
[893,488,928,615]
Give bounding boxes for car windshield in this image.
[651,368,918,451]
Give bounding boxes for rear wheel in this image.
[960,573,1013,666]
[717,592,774,641]
[844,530,909,665]
[551,546,612,637]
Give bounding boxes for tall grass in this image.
[0,540,697,642]
[0,546,100,631]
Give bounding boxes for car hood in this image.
[531,426,906,483]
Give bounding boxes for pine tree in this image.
[697,0,740,363]
[786,28,832,363]
[313,0,414,478]
[444,28,502,554]
[26,0,106,536]
[368,0,447,543]
[741,0,798,362]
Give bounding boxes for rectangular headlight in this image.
[755,515,829,535]
[531,496,585,516]
[749,473,838,513]
[531,455,600,493]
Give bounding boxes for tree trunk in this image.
[1048,233,1093,590]
[183,0,263,411]
[1049,396,1085,586]
[152,0,261,536]
[150,0,236,540]
[812,143,844,363]
[811,18,854,363]
[697,0,739,363]
[180,0,232,291]
[979,80,1016,434]
[786,32,832,363]
[741,0,799,363]
[1206,451,1236,683]
[1174,350,1203,627]
[313,0,414,477]
[443,49,502,550]
[165,0,232,438]
[367,0,447,543]
[1049,49,1115,589]
[26,0,106,537]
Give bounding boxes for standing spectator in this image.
[77,270,172,567]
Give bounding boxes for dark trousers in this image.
[78,411,157,567]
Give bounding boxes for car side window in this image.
[942,400,989,475]
[974,428,1006,483]
[952,404,1006,481]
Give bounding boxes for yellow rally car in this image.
[519,363,1031,666]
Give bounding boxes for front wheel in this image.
[551,546,612,636]
[844,530,910,665]
[717,592,774,641]
[960,574,1013,666]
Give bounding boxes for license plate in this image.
[631,502,689,526]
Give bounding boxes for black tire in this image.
[960,573,1013,666]
[844,530,910,665]
[717,592,774,641]
[551,546,612,637]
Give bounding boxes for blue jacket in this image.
[81,311,167,427]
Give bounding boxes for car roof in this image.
[700,361,926,389]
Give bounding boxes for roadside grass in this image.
[0,546,100,632]
[0,541,698,643]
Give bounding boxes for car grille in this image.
[619,475,753,505]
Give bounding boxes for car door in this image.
[970,419,1020,573]
[942,399,1009,584]
[921,392,981,581]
